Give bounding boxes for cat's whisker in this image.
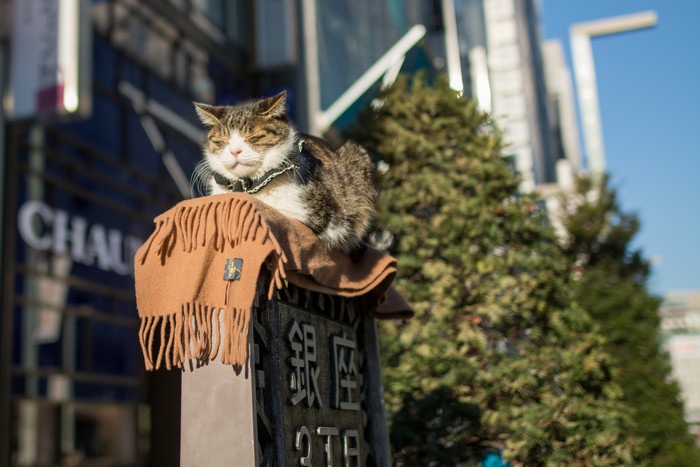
[189,166,201,197]
[288,160,302,178]
[190,161,213,197]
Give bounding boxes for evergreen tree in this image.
[350,74,642,466]
[561,175,700,466]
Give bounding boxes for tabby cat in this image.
[193,91,375,252]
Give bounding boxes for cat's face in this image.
[194,92,295,180]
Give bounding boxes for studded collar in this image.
[214,140,307,195]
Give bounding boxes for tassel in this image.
[210,307,221,362]
[139,316,154,371]
[138,221,163,266]
[230,200,243,243]
[239,204,255,241]
[173,305,185,368]
[186,206,197,252]
[164,314,175,370]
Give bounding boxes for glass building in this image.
[0,1,256,464]
[0,1,440,464]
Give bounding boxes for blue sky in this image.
[540,1,700,295]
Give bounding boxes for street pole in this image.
[442,0,464,93]
[570,11,657,177]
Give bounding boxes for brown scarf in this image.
[134,193,410,371]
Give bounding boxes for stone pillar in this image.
[180,284,391,466]
[180,318,257,466]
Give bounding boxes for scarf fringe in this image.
[139,304,252,371]
[140,197,288,268]
[137,196,287,370]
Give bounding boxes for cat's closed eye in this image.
[246,132,266,144]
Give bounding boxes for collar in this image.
[214,139,306,195]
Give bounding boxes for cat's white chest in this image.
[209,177,309,225]
[254,179,309,224]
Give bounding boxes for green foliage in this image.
[349,73,643,465]
[562,175,700,466]
[390,387,482,466]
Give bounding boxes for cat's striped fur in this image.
[193,92,375,252]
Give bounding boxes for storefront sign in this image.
[17,200,142,276]
[8,0,91,119]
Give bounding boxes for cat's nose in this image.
[230,148,242,158]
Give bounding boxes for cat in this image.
[192,91,376,253]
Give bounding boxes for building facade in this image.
[452,0,568,192]
[661,291,700,442]
[0,1,440,465]
[0,1,255,464]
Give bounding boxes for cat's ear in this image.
[194,103,225,127]
[259,91,287,119]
